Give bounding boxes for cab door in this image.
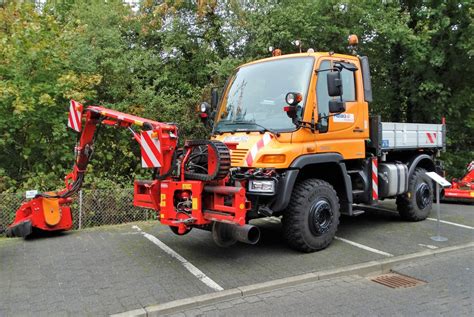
[316,59,359,133]
[314,57,368,160]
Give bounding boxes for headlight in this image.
[285,92,303,106]
[200,102,210,113]
[248,180,275,194]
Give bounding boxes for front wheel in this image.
[282,179,340,253]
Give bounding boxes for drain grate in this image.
[371,272,426,289]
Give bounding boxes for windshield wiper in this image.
[219,120,280,137]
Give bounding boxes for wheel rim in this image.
[416,182,431,210]
[308,199,333,236]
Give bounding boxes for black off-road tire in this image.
[396,167,433,221]
[282,179,340,253]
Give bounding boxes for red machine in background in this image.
[443,161,474,203]
[6,100,259,247]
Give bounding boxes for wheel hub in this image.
[416,182,431,209]
[308,199,333,236]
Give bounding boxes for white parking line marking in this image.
[132,225,224,291]
[418,243,438,250]
[426,218,473,230]
[356,205,474,230]
[335,237,394,257]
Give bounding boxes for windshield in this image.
[215,57,314,133]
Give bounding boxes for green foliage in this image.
[0,0,472,192]
[0,2,102,191]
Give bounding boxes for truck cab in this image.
[213,52,371,165]
[202,43,444,252]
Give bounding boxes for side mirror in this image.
[327,71,343,97]
[329,100,346,113]
[211,88,219,109]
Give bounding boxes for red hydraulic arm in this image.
[6,102,178,237]
[7,100,254,248]
[61,105,178,195]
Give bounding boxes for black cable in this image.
[38,116,103,199]
[154,149,177,180]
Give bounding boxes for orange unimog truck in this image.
[200,36,445,252]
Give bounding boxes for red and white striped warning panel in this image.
[140,130,162,168]
[245,133,272,166]
[372,157,378,201]
[426,132,437,144]
[68,100,83,132]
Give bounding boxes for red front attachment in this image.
[8,100,253,248]
[6,196,73,237]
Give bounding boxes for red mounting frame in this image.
[133,178,251,233]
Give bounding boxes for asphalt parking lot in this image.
[0,200,473,316]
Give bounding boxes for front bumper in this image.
[245,170,299,214]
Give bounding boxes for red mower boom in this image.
[6,101,258,246]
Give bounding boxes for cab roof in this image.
[238,52,358,69]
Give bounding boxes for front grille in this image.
[230,149,249,166]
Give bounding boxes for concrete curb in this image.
[111,242,474,317]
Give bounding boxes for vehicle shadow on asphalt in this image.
[340,207,404,226]
[24,229,71,240]
[241,206,406,251]
[169,208,405,267]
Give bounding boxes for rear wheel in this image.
[282,179,340,253]
[396,167,433,221]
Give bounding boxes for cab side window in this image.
[340,67,356,101]
[317,61,356,110]
[316,60,331,120]
[317,60,357,133]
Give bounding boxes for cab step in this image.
[352,209,365,216]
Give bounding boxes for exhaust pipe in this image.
[212,222,261,246]
[232,224,260,245]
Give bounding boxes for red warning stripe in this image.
[68,100,82,132]
[245,133,273,166]
[142,131,161,161]
[426,132,436,144]
[141,146,154,168]
[372,157,378,201]
[140,131,162,168]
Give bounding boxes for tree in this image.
[0,2,102,191]
[0,0,471,191]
